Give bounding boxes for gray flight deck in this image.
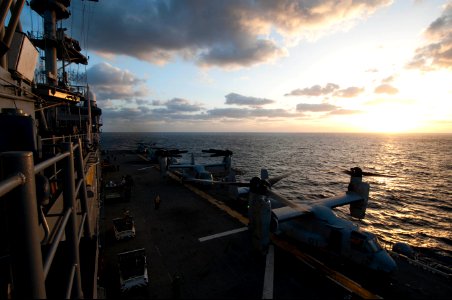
[98,151,451,299]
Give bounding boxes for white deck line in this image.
[198,226,248,242]
[262,245,275,299]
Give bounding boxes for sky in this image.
[22,0,452,133]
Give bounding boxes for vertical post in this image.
[2,151,46,298]
[75,138,92,238]
[43,8,57,86]
[62,143,84,298]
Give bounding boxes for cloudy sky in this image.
[24,0,452,132]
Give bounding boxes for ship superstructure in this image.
[0,0,101,298]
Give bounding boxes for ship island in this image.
[0,1,451,299]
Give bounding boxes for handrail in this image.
[34,152,70,174]
[0,172,25,197]
[65,265,77,299]
[0,138,96,298]
[78,212,87,243]
[43,208,73,277]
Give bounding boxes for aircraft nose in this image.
[372,251,397,273]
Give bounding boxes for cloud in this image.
[407,2,452,70]
[328,109,362,115]
[225,93,274,106]
[333,86,364,98]
[285,83,339,96]
[70,0,392,68]
[87,62,149,100]
[374,83,399,95]
[285,83,364,98]
[296,103,338,112]
[152,98,204,114]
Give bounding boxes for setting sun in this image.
[351,106,422,133]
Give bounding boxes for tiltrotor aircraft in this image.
[191,167,397,273]
[158,149,234,183]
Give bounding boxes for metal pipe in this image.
[43,8,57,86]
[75,177,82,195]
[65,265,77,299]
[11,0,21,33]
[34,152,70,174]
[39,205,50,245]
[0,0,12,67]
[0,172,24,197]
[78,213,87,243]
[62,143,84,298]
[1,151,46,298]
[43,207,72,277]
[75,138,91,237]
[0,1,13,43]
[2,0,25,51]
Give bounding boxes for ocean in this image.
[100,132,452,267]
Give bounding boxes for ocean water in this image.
[100,132,452,266]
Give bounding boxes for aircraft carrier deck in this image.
[98,150,452,299]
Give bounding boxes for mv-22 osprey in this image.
[197,167,398,273]
[157,149,234,183]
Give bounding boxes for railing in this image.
[0,137,95,298]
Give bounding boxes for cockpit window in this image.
[366,237,382,253]
[350,231,382,253]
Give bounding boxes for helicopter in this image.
[190,167,398,273]
[160,149,234,184]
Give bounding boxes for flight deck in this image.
[98,150,451,299]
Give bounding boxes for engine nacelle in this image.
[347,167,370,219]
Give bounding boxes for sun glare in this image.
[354,109,421,133]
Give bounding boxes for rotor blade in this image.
[202,149,233,157]
[268,172,292,186]
[214,180,250,187]
[185,178,250,187]
[266,190,310,212]
[137,166,154,171]
[342,169,396,178]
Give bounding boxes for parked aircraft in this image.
[159,149,234,184]
[191,167,397,273]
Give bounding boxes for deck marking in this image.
[198,227,248,242]
[262,244,274,299]
[271,236,382,299]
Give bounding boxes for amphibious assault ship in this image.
[1,1,451,299]
[0,0,101,298]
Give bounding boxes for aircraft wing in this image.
[168,164,194,170]
[271,205,311,223]
[315,191,364,209]
[269,190,365,224]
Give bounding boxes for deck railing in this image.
[0,137,95,298]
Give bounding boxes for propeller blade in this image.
[361,171,396,177]
[268,172,292,186]
[266,190,311,213]
[183,178,250,187]
[137,166,154,171]
[202,149,233,157]
[342,169,396,178]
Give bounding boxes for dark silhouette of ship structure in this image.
[0,0,101,298]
